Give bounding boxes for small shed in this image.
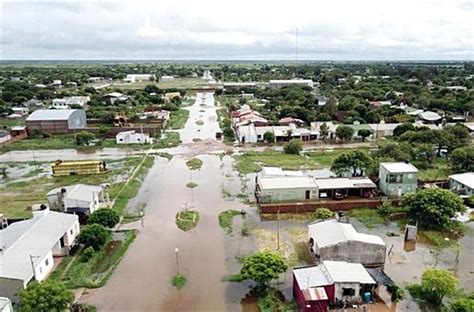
[256,176,319,203]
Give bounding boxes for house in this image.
[449,172,474,196]
[9,126,27,138]
[11,107,29,116]
[256,176,319,202]
[51,79,62,86]
[237,123,310,144]
[51,160,107,176]
[279,117,305,127]
[378,162,418,197]
[267,79,314,89]
[26,109,87,135]
[369,100,392,108]
[102,92,128,104]
[47,184,108,217]
[255,172,375,203]
[310,122,337,140]
[418,111,442,124]
[161,75,174,81]
[0,207,79,302]
[293,261,376,311]
[0,131,11,144]
[124,74,156,83]
[369,123,401,138]
[308,219,386,267]
[34,84,47,88]
[52,96,90,109]
[0,297,13,312]
[116,130,153,144]
[22,99,43,108]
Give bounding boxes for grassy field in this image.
[50,230,137,289]
[0,118,25,129]
[218,210,242,234]
[186,158,203,170]
[154,132,181,149]
[417,157,452,180]
[157,77,203,89]
[233,150,336,174]
[168,109,190,130]
[0,135,77,151]
[0,157,143,218]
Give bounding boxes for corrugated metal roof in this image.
[308,219,385,247]
[314,177,376,190]
[259,176,317,190]
[293,265,331,288]
[449,172,474,189]
[302,287,328,301]
[322,261,375,284]
[0,211,78,283]
[380,162,418,173]
[26,109,81,121]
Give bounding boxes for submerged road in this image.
[79,92,253,311]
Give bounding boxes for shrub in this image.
[75,131,96,146]
[80,246,95,262]
[88,209,120,228]
[313,208,334,220]
[263,131,275,143]
[79,224,111,250]
[283,139,303,155]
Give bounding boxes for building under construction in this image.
[51,160,107,176]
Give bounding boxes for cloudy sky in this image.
[1,0,473,60]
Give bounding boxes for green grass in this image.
[223,273,244,282]
[154,132,181,149]
[186,181,198,188]
[418,158,452,180]
[218,210,242,234]
[52,230,137,289]
[258,288,298,312]
[0,118,25,129]
[349,208,387,228]
[111,155,155,215]
[172,274,187,289]
[157,152,173,160]
[1,135,77,151]
[0,159,140,218]
[158,77,202,89]
[168,109,190,130]
[186,158,203,170]
[175,210,200,231]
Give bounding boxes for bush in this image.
[313,208,334,220]
[79,224,111,250]
[172,274,187,289]
[283,139,303,155]
[88,209,120,228]
[263,131,275,143]
[75,131,96,146]
[80,246,95,262]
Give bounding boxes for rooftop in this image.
[0,210,78,283]
[259,176,317,190]
[380,162,418,173]
[314,177,376,190]
[26,109,82,121]
[308,219,385,248]
[47,184,104,203]
[449,172,474,189]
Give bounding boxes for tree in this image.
[88,208,120,228]
[263,131,275,143]
[403,188,466,230]
[358,129,372,142]
[335,125,355,142]
[421,268,458,305]
[19,280,74,312]
[450,296,474,312]
[323,96,337,116]
[373,142,413,161]
[79,224,111,249]
[315,113,332,122]
[284,139,303,155]
[331,150,372,177]
[319,123,329,140]
[449,147,474,172]
[240,251,287,287]
[75,131,96,146]
[415,143,436,166]
[393,123,415,137]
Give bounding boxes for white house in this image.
[11,107,29,116]
[0,207,79,301]
[47,184,108,216]
[52,96,90,109]
[161,75,174,81]
[449,172,474,196]
[124,74,156,83]
[102,92,128,104]
[0,298,13,312]
[116,130,153,144]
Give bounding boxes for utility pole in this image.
[174,248,180,276]
[276,209,280,250]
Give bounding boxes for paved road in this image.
[79,92,253,311]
